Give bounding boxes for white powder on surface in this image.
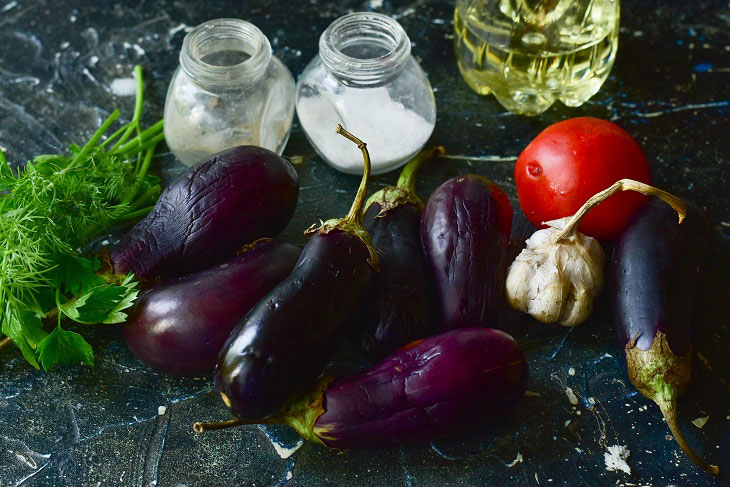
[110,77,137,96]
[297,86,434,175]
[604,444,631,474]
[565,387,579,405]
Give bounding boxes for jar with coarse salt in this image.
[296,12,437,175]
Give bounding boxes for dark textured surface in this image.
[0,0,728,486]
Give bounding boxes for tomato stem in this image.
[550,179,687,244]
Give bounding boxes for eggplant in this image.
[421,175,513,330]
[195,327,528,449]
[123,240,301,376]
[214,126,377,421]
[612,199,718,474]
[355,147,444,359]
[111,145,298,281]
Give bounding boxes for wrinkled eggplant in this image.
[195,327,528,449]
[111,145,299,280]
[356,147,444,359]
[421,175,513,330]
[612,199,718,475]
[124,240,301,376]
[214,126,377,421]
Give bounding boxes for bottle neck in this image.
[319,12,411,87]
[180,18,272,92]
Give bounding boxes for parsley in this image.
[0,65,163,370]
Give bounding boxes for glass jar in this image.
[296,12,436,175]
[164,19,295,166]
[454,0,620,116]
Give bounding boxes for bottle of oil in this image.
[454,0,619,116]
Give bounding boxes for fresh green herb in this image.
[0,65,163,370]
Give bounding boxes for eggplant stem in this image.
[193,416,285,433]
[658,399,720,475]
[396,146,446,195]
[193,418,249,433]
[335,124,370,225]
[550,179,687,243]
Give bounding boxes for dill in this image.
[0,65,163,370]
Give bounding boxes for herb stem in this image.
[128,184,161,211]
[111,66,144,150]
[0,337,10,351]
[113,131,164,158]
[116,205,155,223]
[66,110,121,170]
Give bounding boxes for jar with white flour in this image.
[296,12,436,175]
[164,19,295,166]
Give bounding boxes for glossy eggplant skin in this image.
[612,199,711,354]
[215,230,374,421]
[313,327,528,449]
[111,146,299,280]
[356,201,432,359]
[124,241,301,377]
[421,175,513,330]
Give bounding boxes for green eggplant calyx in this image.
[364,145,445,216]
[274,377,334,447]
[365,186,419,217]
[626,332,719,475]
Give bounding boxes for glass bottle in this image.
[164,19,295,166]
[454,0,620,116]
[296,12,436,175]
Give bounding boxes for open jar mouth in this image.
[319,12,411,86]
[181,18,272,91]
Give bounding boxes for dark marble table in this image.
[1,1,728,486]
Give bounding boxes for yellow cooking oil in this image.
[454,0,620,115]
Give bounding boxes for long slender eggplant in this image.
[612,199,718,475]
[123,240,301,376]
[195,327,528,449]
[421,175,513,330]
[214,126,378,422]
[111,145,299,280]
[355,146,444,359]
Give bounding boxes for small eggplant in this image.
[355,146,444,359]
[123,240,301,376]
[421,175,513,330]
[612,199,718,475]
[111,145,299,280]
[214,126,378,421]
[195,327,528,449]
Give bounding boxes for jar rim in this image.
[319,12,411,86]
[180,18,272,91]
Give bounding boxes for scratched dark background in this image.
[0,0,729,486]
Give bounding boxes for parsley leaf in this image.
[37,326,94,370]
[61,274,139,325]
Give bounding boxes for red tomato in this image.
[514,117,652,241]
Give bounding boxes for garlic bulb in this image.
[505,179,686,327]
[505,217,604,326]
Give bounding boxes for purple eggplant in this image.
[123,240,301,376]
[111,145,298,281]
[213,126,377,421]
[612,199,718,475]
[195,327,528,449]
[421,175,513,330]
[355,147,444,359]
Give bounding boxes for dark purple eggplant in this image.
[195,327,528,449]
[355,146,444,359]
[111,145,298,281]
[612,199,718,475]
[213,126,378,421]
[123,239,300,376]
[421,175,513,330]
